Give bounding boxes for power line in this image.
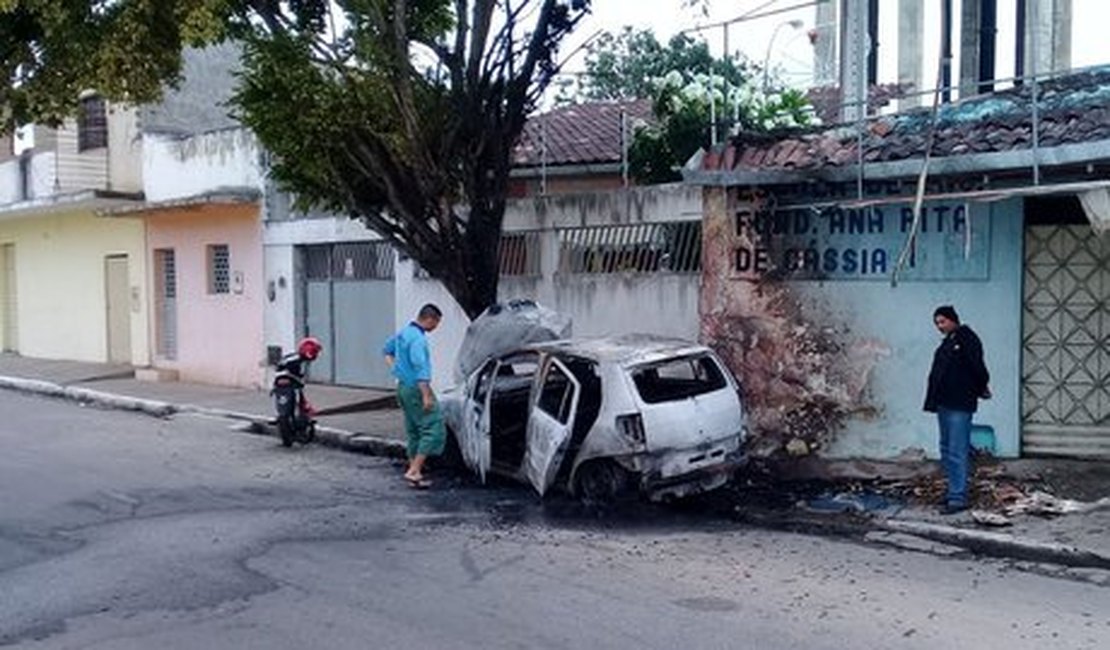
[678,0,829,35]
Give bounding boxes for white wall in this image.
[0,152,56,206]
[107,105,142,193]
[394,260,471,390]
[143,128,263,202]
[405,183,704,390]
[0,158,17,205]
[262,216,383,358]
[262,184,704,391]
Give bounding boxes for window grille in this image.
[154,249,177,359]
[499,231,542,277]
[303,242,394,281]
[304,245,332,281]
[78,96,107,152]
[411,231,543,279]
[557,221,701,275]
[331,242,394,280]
[207,244,230,294]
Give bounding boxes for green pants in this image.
[398,384,446,458]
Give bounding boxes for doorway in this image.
[0,244,16,353]
[105,254,131,364]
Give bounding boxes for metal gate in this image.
[154,249,177,360]
[1022,224,1110,458]
[301,242,395,388]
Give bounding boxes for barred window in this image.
[331,242,394,280]
[207,244,230,294]
[303,242,394,280]
[499,231,542,277]
[78,96,107,152]
[558,221,701,275]
[411,232,543,279]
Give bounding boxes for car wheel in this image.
[438,425,464,469]
[574,459,632,505]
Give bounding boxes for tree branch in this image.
[466,0,495,88]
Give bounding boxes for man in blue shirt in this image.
[383,303,444,488]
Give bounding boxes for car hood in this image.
[454,299,573,384]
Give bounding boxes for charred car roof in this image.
[522,335,710,366]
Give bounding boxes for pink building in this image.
[144,201,264,387]
[102,125,268,388]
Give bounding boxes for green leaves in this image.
[617,33,818,184]
[3,0,590,317]
[579,27,749,102]
[1,0,231,133]
[233,0,590,317]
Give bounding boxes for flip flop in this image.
[405,476,432,489]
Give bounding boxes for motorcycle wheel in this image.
[299,421,316,444]
[277,416,295,447]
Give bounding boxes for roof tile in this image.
[704,67,1110,175]
[513,99,654,168]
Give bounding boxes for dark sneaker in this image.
[940,503,968,515]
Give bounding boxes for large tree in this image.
[232,0,591,318]
[1,0,591,319]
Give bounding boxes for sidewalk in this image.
[768,456,1110,579]
[0,353,407,456]
[1,353,1108,577]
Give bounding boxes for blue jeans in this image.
[937,408,972,506]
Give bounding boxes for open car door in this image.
[524,357,581,496]
[461,359,496,481]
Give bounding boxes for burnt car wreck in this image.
[440,302,748,502]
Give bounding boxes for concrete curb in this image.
[0,373,407,459]
[245,420,406,459]
[0,375,178,418]
[877,519,1110,571]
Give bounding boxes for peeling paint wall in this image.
[143,129,262,202]
[701,186,1022,460]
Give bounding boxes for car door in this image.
[462,358,497,481]
[524,356,581,496]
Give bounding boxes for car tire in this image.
[438,425,464,469]
[574,459,632,505]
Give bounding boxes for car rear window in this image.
[631,354,728,404]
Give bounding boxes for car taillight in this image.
[616,413,645,445]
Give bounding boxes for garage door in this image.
[1022,223,1110,458]
[302,242,395,388]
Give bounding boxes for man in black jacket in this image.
[924,305,991,514]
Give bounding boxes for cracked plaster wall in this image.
[700,187,1023,460]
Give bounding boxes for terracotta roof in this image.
[805,83,910,125]
[699,67,1110,176]
[513,99,654,168]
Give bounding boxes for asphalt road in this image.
[1,390,1108,650]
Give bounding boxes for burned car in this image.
[440,303,746,502]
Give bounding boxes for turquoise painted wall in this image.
[783,198,1024,458]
